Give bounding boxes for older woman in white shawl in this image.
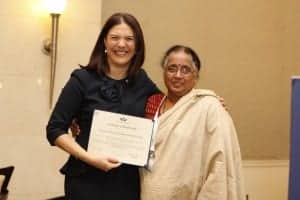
[141,45,245,200]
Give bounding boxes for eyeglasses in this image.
[164,64,195,75]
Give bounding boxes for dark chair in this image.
[0,166,14,200]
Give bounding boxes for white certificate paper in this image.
[88,109,154,166]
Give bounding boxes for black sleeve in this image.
[46,69,85,145]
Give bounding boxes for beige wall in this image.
[0,0,102,199]
[102,0,300,160]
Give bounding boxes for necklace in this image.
[159,97,175,115]
[159,98,167,115]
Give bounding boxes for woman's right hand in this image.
[54,134,121,172]
[86,153,122,172]
[69,120,120,172]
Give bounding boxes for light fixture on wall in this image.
[43,0,66,108]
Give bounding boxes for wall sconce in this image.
[43,0,66,108]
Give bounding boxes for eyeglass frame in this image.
[164,64,198,76]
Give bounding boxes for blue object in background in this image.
[289,77,300,200]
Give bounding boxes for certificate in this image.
[88,109,154,166]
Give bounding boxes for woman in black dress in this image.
[46,12,159,200]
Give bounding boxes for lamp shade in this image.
[45,0,66,14]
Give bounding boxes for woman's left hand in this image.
[217,96,228,111]
[70,119,81,137]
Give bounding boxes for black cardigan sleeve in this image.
[46,69,86,145]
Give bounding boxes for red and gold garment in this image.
[144,93,164,119]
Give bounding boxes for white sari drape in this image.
[140,89,245,200]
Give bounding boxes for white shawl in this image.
[140,89,245,200]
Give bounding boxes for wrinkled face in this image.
[104,22,136,69]
[163,51,198,98]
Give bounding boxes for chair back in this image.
[0,166,14,200]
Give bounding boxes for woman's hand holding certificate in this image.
[88,110,154,167]
[85,153,121,172]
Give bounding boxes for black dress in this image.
[46,68,159,200]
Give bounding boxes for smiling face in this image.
[163,50,199,99]
[104,22,136,70]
